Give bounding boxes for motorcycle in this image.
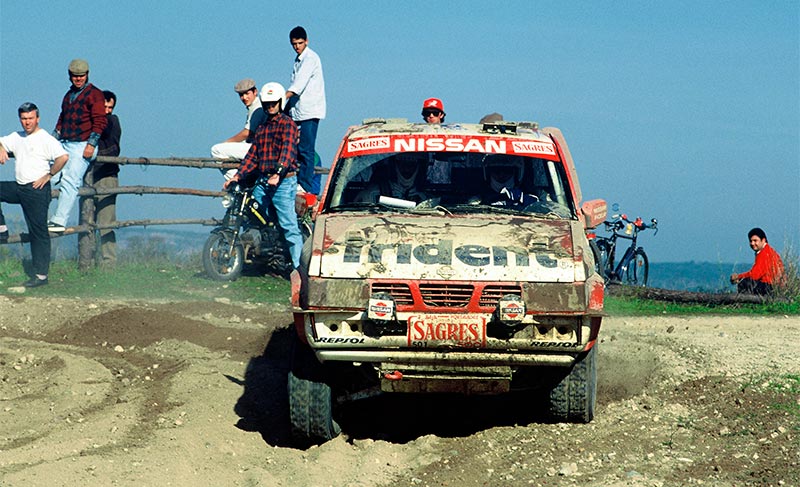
[203,183,314,281]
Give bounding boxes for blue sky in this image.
[1,0,798,265]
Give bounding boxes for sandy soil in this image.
[0,295,797,486]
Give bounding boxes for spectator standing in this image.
[49,58,107,232]
[285,26,326,195]
[422,98,446,124]
[93,90,122,266]
[224,82,303,269]
[0,103,69,287]
[730,227,785,295]
[211,78,265,180]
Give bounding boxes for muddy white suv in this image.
[289,118,607,445]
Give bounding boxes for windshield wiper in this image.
[445,203,528,216]
[327,202,399,213]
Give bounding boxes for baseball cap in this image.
[423,98,444,111]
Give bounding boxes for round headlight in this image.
[221,194,234,208]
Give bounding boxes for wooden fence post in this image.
[78,169,96,271]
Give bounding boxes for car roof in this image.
[348,118,545,140]
[339,119,561,160]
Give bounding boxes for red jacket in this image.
[56,83,107,146]
[736,243,784,285]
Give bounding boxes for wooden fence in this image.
[3,156,327,270]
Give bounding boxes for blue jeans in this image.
[252,175,302,269]
[51,141,95,226]
[296,119,319,194]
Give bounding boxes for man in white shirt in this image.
[285,26,326,195]
[0,103,69,287]
[211,78,266,180]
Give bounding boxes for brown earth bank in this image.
[0,296,797,486]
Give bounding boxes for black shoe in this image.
[0,231,7,244]
[23,277,48,288]
[47,222,65,233]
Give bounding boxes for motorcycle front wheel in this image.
[203,232,244,281]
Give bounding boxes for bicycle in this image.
[590,211,658,286]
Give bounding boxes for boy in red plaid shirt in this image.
[224,82,303,269]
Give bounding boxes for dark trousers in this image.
[0,181,51,276]
[296,118,319,194]
[737,278,773,296]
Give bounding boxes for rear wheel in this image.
[288,336,340,446]
[548,345,597,423]
[202,232,244,281]
[624,248,649,286]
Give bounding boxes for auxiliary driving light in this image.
[368,293,396,321]
[497,294,525,325]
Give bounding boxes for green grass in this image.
[604,295,800,315]
[0,237,797,315]
[744,373,800,428]
[0,256,291,305]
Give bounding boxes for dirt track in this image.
[0,295,797,486]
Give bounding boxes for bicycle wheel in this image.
[624,248,649,287]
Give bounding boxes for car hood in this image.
[310,213,579,282]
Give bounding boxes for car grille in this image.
[371,282,413,305]
[479,284,524,306]
[370,282,523,309]
[419,283,473,307]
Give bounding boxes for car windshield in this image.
[324,151,575,218]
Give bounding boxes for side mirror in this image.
[581,199,607,229]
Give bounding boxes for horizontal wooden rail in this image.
[94,156,330,174]
[5,218,223,244]
[3,155,329,270]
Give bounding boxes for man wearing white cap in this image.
[211,78,266,180]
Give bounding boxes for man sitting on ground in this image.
[730,227,784,295]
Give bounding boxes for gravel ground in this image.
[0,295,797,486]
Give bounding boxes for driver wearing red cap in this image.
[421,98,446,124]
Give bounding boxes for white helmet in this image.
[259,82,286,111]
[483,155,524,193]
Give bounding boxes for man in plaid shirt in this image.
[224,82,303,270]
[48,58,107,232]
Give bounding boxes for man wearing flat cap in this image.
[48,58,107,232]
[211,78,266,180]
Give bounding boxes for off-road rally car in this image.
[290,118,607,445]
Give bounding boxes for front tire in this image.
[548,345,597,423]
[288,336,340,446]
[594,239,613,281]
[624,249,649,287]
[589,240,604,280]
[202,232,244,281]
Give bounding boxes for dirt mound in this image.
[0,298,797,486]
